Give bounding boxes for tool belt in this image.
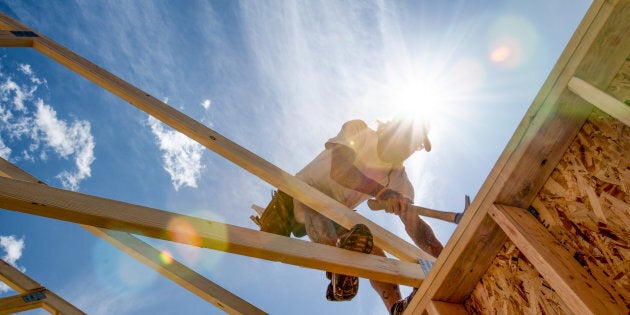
[251,190,306,238]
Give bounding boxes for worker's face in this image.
[377,122,430,165]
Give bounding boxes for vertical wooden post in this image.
[489,204,626,315]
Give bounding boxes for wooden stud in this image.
[0,176,424,287]
[489,204,626,315]
[569,76,630,126]
[0,12,428,264]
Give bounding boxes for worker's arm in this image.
[329,143,410,214]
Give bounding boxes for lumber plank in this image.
[489,204,626,315]
[0,12,427,264]
[407,0,630,313]
[0,176,424,287]
[87,227,267,315]
[0,293,45,315]
[0,259,40,292]
[0,158,266,315]
[569,76,630,126]
[0,260,86,315]
[425,300,467,315]
[0,31,34,47]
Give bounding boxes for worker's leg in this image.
[298,202,343,246]
[369,247,402,311]
[399,207,443,258]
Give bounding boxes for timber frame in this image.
[0,0,629,313]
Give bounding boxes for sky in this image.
[0,1,591,314]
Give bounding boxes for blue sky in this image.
[0,1,590,314]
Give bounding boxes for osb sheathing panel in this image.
[465,108,630,314]
[533,108,630,307]
[608,57,630,105]
[464,241,570,314]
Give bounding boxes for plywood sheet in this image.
[464,241,570,315]
[533,108,630,309]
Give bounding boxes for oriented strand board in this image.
[533,108,630,309]
[608,57,630,104]
[466,108,630,314]
[464,241,570,315]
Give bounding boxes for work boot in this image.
[390,288,417,315]
[326,224,373,301]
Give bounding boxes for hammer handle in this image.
[367,199,462,224]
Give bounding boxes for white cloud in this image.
[0,77,34,112]
[147,116,204,191]
[201,99,211,110]
[0,138,10,159]
[34,100,96,191]
[0,62,95,191]
[18,63,45,85]
[0,235,26,294]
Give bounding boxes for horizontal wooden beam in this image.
[0,259,85,315]
[568,76,630,126]
[0,12,427,264]
[0,176,423,287]
[489,204,626,315]
[0,157,266,315]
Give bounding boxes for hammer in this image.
[367,195,469,224]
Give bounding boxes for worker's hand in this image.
[376,189,411,215]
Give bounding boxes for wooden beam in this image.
[0,158,266,315]
[407,0,630,313]
[489,204,626,314]
[425,300,467,315]
[0,12,427,264]
[0,292,45,314]
[0,176,424,287]
[569,76,630,126]
[0,30,34,47]
[0,260,39,293]
[0,260,86,315]
[86,227,267,315]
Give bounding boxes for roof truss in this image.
[0,10,427,313]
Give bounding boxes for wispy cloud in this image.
[0,61,95,191]
[147,116,204,191]
[65,271,153,315]
[200,99,211,110]
[0,235,26,293]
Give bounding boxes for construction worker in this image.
[254,116,443,314]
